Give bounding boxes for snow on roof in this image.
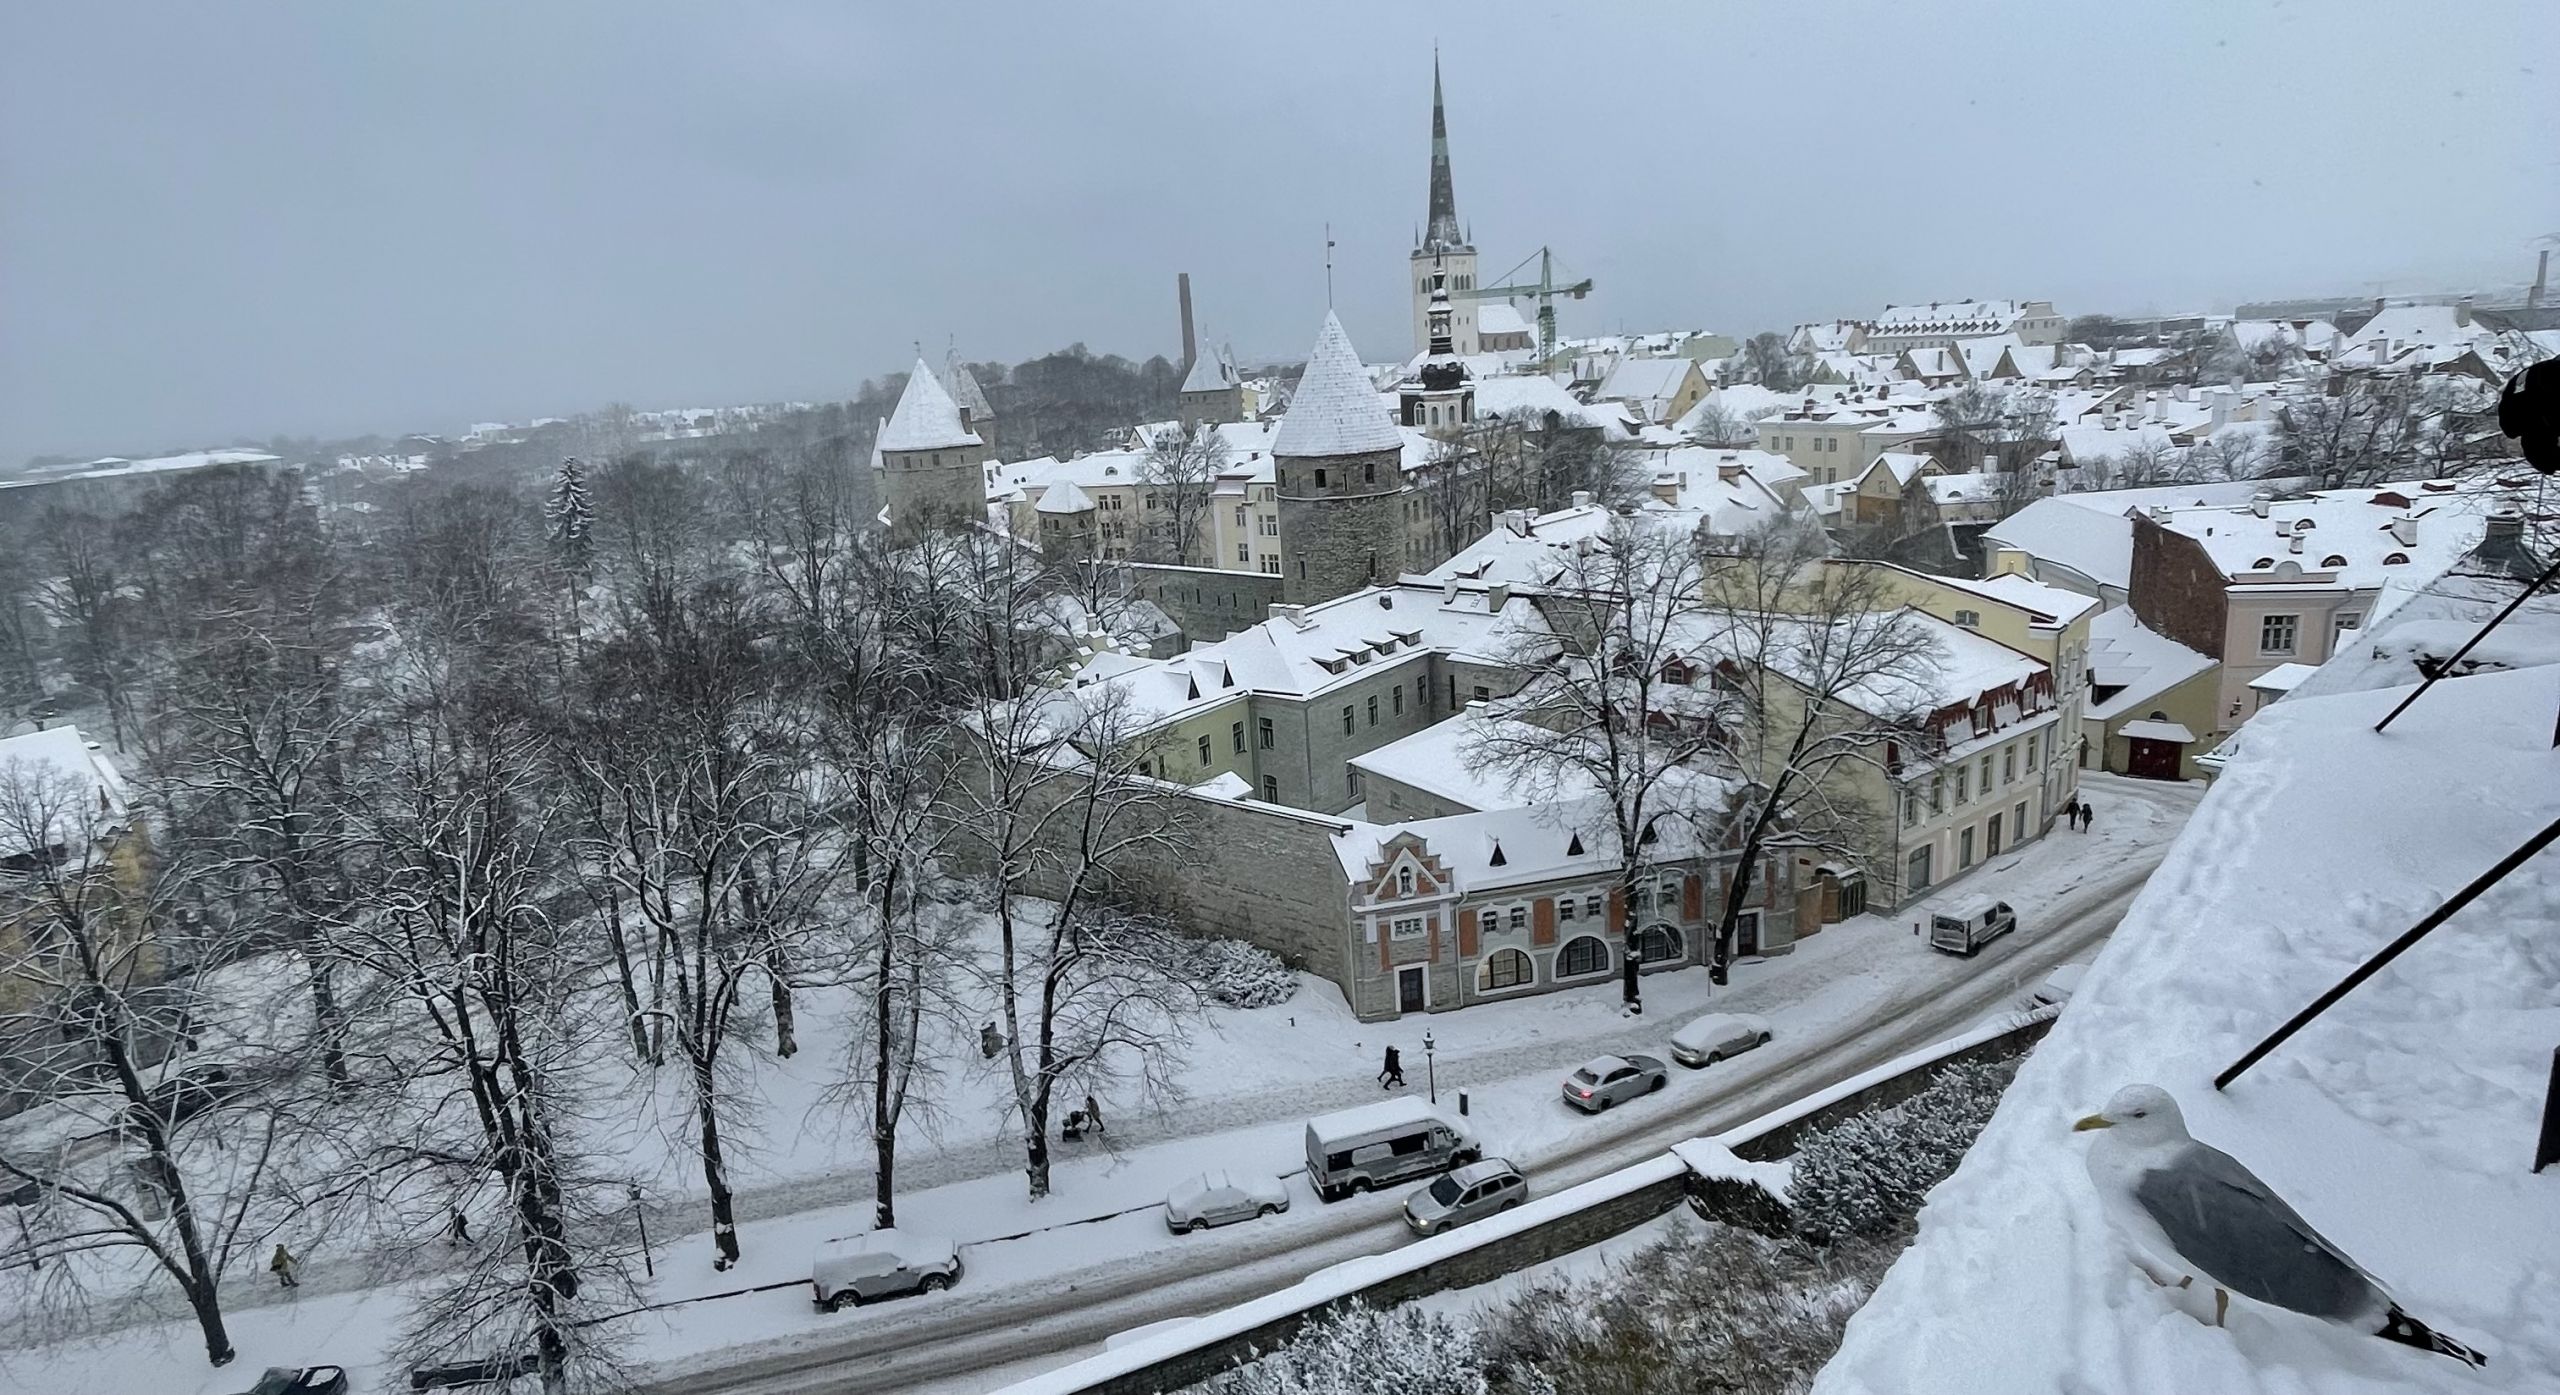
[1597,357,1695,405]
[2152,480,2506,593]
[1868,451,1935,487]
[942,354,996,423]
[2114,717,2195,743]
[1346,709,1598,814]
[1471,374,1636,437]
[2,447,281,490]
[1306,1096,1467,1143]
[1329,778,1730,891]
[1034,478,1094,514]
[1676,383,1793,430]
[1815,659,2560,1395]
[1873,299,2024,334]
[1475,302,1532,337]
[1274,312,1402,458]
[1186,584,1548,701]
[2057,419,2175,465]
[0,726,130,859]
[2084,607,2216,721]
[1180,344,1240,395]
[1984,497,2137,591]
[2246,661,2318,694]
[1929,571,2101,627]
[878,357,982,453]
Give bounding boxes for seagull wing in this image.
[2131,1141,2385,1321]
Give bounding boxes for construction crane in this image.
[1458,246,1592,365]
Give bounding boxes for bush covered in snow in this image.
[1205,1303,1503,1395]
[1784,1057,2016,1244]
[1480,1222,1900,1395]
[1171,935,1300,1010]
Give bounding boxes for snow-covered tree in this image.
[1786,1058,2014,1243]
[1215,1303,1502,1395]
[1138,422,1227,568]
[544,455,594,575]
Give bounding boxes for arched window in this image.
[1637,924,1685,964]
[1396,868,1415,896]
[1557,935,1610,977]
[2321,555,2348,568]
[1480,948,1532,991]
[2384,552,2409,565]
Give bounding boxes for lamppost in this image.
[1423,1029,1437,1104]
[628,1184,653,1279]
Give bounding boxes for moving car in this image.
[810,1229,962,1311]
[234,1368,348,1395]
[1928,896,2018,956]
[1304,1098,1482,1202]
[1561,1053,1668,1112]
[2032,963,2088,1009]
[1164,1170,1290,1232]
[1403,1158,1527,1236]
[1670,1013,1774,1068]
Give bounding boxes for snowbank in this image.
[1814,659,2560,1393]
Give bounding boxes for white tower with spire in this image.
[1410,56,1479,359]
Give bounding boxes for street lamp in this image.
[1423,1029,1437,1104]
[628,1184,653,1279]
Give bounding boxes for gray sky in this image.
[4,1,2553,464]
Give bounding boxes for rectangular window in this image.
[1342,705,1355,735]
[1979,756,1994,790]
[1417,676,1428,710]
[2260,614,2299,655]
[1585,894,1603,919]
[1392,686,1404,715]
[1260,556,1280,574]
[1367,695,1378,726]
[1235,505,1247,527]
[1237,542,1250,562]
[1391,916,1427,940]
[1902,789,1920,828]
[1314,468,1329,488]
[1231,721,1245,754]
[1954,768,1969,803]
[2027,735,2039,769]
[1473,685,1491,703]
[1508,907,1527,931]
[1559,899,1576,921]
[2003,747,2016,783]
[1931,775,1945,814]
[1258,717,1274,749]
[1196,735,1212,765]
[1261,775,1279,801]
[1960,827,1976,869]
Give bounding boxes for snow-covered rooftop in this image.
[2151,480,2508,597]
[878,357,983,453]
[1815,627,2560,1395]
[1346,707,1598,814]
[1985,497,2138,592]
[0,726,130,859]
[1180,345,1240,395]
[1034,478,1094,514]
[1274,312,1403,459]
[1,447,281,490]
[2084,607,2216,722]
[1929,571,2101,628]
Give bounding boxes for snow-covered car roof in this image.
[815,1228,955,1270]
[1671,1012,1771,1045]
[1572,1055,1632,1078]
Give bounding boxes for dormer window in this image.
[2252,557,2275,569]
[2383,552,2409,565]
[2321,555,2347,568]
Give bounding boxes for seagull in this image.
[2074,1084,2486,1367]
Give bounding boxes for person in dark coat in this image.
[2063,796,2082,829]
[1379,1045,1406,1089]
[1082,1093,1105,1135]
[270,1243,300,1289]
[2080,800,2095,831]
[447,1206,471,1246]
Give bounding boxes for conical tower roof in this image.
[879,357,982,453]
[943,350,996,425]
[1420,55,1467,254]
[1275,312,1402,458]
[1180,339,1240,394]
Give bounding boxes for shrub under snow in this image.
[1173,935,1300,1010]
[1783,1057,2016,1244]
[1207,1303,1501,1395]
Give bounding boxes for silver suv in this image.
[1403,1158,1527,1236]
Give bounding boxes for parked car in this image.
[1403,1158,1528,1236]
[2032,963,2088,1009]
[121,1064,241,1137]
[1304,1098,1481,1202]
[810,1229,962,1311]
[1670,1012,1774,1068]
[234,1367,348,1395]
[1928,896,2018,956]
[1165,1170,1291,1232]
[1560,1053,1668,1112]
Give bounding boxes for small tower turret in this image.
[1275,312,1406,605]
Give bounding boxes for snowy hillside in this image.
[1814,615,2560,1389]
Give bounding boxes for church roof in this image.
[879,357,983,453]
[1181,343,1240,395]
[943,352,996,425]
[1419,56,1467,254]
[1275,312,1404,459]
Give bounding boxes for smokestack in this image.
[2532,250,2550,311]
[1177,272,1197,377]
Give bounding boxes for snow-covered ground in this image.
[1816,653,2560,1390]
[0,776,2195,1393]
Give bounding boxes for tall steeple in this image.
[1420,53,1467,255]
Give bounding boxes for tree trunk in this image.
[693,1050,740,1266]
[601,886,647,1062]
[870,867,901,1230]
[304,954,352,1090]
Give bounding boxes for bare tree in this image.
[31,507,139,750]
[1734,333,1807,392]
[0,759,279,1368]
[1684,401,1760,449]
[1137,423,1227,568]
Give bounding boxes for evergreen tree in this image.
[544,455,595,573]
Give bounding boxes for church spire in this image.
[1421,53,1466,254]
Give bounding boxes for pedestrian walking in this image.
[447,1206,472,1246]
[270,1243,300,1290]
[2063,796,2082,830]
[2080,801,2096,832]
[1082,1093,1105,1136]
[1379,1045,1406,1089]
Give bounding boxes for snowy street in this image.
[0,776,2194,1395]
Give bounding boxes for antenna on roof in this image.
[1324,223,1336,309]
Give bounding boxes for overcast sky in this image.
[3,2,2554,464]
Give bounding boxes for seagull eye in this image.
[2131,1110,2147,1118]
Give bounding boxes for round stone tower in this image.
[1276,312,1407,605]
[875,356,990,536]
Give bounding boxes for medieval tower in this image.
[1275,312,1406,605]
[1410,57,1479,359]
[874,356,990,535]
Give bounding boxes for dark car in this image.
[122,1065,239,1135]
[237,1367,348,1395]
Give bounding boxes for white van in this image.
[1929,895,2018,956]
[1304,1098,1482,1202]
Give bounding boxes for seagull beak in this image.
[2073,1113,2114,1132]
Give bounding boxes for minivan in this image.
[1304,1098,1481,1202]
[1929,896,2018,956]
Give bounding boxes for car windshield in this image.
[1570,1067,1598,1084]
[1428,1176,1462,1205]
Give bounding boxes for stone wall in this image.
[1129,563,1284,643]
[2128,514,2228,660]
[1277,445,1406,605]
